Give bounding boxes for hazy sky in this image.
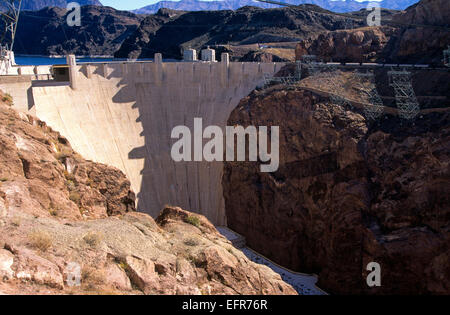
[100,0,382,11]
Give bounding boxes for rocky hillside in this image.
[116,5,365,60]
[223,73,450,295]
[382,0,450,64]
[115,9,186,59]
[296,0,450,64]
[12,6,142,57]
[0,92,296,295]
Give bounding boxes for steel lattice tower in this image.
[1,0,22,51]
[355,71,384,120]
[295,60,302,80]
[388,69,420,120]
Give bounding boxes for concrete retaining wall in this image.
[28,61,284,225]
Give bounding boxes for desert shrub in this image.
[81,266,106,290]
[185,216,200,227]
[66,180,76,192]
[184,238,199,247]
[55,147,72,161]
[28,231,53,251]
[83,232,103,248]
[69,191,81,204]
[2,93,13,105]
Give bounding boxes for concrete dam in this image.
[1,53,285,225]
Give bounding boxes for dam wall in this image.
[11,60,285,225]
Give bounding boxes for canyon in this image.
[223,74,449,294]
[0,0,448,296]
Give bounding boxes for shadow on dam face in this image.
[25,60,285,225]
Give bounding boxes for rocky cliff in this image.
[222,75,450,295]
[295,26,395,62]
[295,0,450,64]
[0,92,296,295]
[382,0,450,64]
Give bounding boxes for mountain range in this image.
[134,0,420,14]
[1,0,420,13]
[0,0,101,11]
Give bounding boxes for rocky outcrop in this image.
[223,77,450,294]
[295,26,394,62]
[0,91,135,221]
[0,93,296,295]
[240,50,293,63]
[382,0,450,64]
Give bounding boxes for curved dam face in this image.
[19,61,285,225]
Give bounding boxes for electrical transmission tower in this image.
[444,46,450,67]
[1,0,22,74]
[1,0,22,51]
[355,71,384,120]
[388,69,420,120]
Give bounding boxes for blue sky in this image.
[101,0,165,10]
[100,0,381,11]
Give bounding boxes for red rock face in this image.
[295,27,393,63]
[223,87,450,294]
[0,93,135,221]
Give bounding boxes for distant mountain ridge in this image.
[0,0,102,11]
[134,0,420,14]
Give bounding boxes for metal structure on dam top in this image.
[262,55,430,121]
